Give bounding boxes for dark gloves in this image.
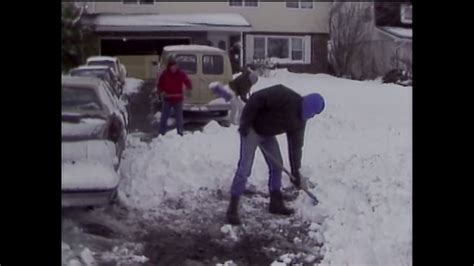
[291,171,302,189]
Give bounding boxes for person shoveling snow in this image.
[210,81,325,225]
[209,68,258,125]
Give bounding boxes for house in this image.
[78,1,331,79]
[374,1,412,75]
[327,1,412,81]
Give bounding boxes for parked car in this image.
[62,76,127,207]
[69,65,129,128]
[158,45,233,127]
[86,56,126,87]
[69,65,122,96]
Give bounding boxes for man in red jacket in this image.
[156,57,193,136]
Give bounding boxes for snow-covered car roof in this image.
[71,65,112,71]
[87,56,119,62]
[62,76,102,89]
[163,45,225,53]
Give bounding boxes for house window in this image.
[286,0,313,9]
[123,0,153,4]
[254,37,266,59]
[300,0,313,9]
[268,38,289,59]
[286,1,299,8]
[401,4,412,24]
[291,38,303,60]
[251,35,308,63]
[229,0,258,7]
[245,0,258,7]
[229,0,243,6]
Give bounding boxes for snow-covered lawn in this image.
[62,69,412,265]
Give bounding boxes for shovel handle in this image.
[258,145,319,204]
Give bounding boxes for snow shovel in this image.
[258,145,319,205]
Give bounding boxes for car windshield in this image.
[62,86,103,112]
[88,60,115,69]
[70,69,107,80]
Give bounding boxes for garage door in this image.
[100,38,190,80]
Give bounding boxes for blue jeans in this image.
[159,100,184,135]
[230,128,283,197]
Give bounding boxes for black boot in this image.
[226,196,241,225]
[269,190,294,215]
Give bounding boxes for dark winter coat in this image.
[229,69,253,103]
[239,84,306,174]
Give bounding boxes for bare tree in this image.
[328,2,373,78]
[62,2,96,71]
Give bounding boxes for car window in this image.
[97,84,117,113]
[174,54,197,74]
[62,86,102,111]
[102,82,118,100]
[202,55,224,75]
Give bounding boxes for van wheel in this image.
[218,121,231,127]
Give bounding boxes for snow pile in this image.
[220,224,240,241]
[119,69,412,265]
[100,246,149,265]
[123,78,144,96]
[271,253,308,265]
[62,242,96,266]
[216,261,237,266]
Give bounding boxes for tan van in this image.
[158,45,233,126]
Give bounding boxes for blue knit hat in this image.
[302,93,325,120]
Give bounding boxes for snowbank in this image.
[119,69,412,265]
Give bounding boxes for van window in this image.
[203,55,224,75]
[174,54,197,74]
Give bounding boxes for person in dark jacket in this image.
[226,84,325,225]
[209,69,259,125]
[228,68,258,103]
[157,57,193,136]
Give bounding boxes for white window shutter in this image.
[246,34,254,63]
[304,35,312,63]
